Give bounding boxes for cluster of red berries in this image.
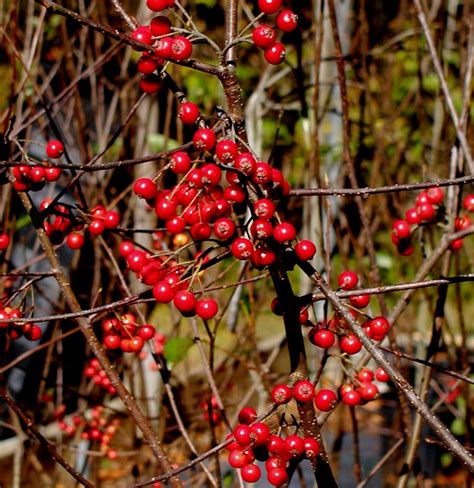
[339,367,389,406]
[252,0,298,65]
[132,3,192,93]
[84,358,117,395]
[55,405,120,459]
[101,313,157,353]
[11,140,63,192]
[226,407,319,485]
[40,198,74,245]
[0,306,42,341]
[271,381,337,411]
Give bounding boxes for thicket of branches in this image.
[0,0,473,487]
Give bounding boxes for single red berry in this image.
[137,55,158,75]
[314,389,337,411]
[284,435,305,458]
[273,222,296,243]
[179,101,200,125]
[450,238,463,251]
[150,15,171,36]
[171,36,193,60]
[238,407,257,425]
[258,0,282,14]
[264,43,286,65]
[134,178,157,200]
[231,237,254,260]
[234,424,252,445]
[308,328,335,349]
[196,297,218,320]
[66,232,84,250]
[138,325,156,340]
[147,0,169,12]
[228,450,249,469]
[250,422,271,445]
[357,368,374,383]
[170,151,191,174]
[416,203,435,222]
[392,219,411,239]
[0,233,11,251]
[153,281,175,303]
[139,74,161,94]
[252,161,273,185]
[155,198,177,220]
[455,215,472,230]
[193,128,216,151]
[213,218,235,240]
[104,211,120,229]
[166,216,186,234]
[250,247,276,268]
[224,184,246,204]
[46,140,64,159]
[375,367,389,382]
[267,435,285,456]
[426,187,444,205]
[416,191,429,206]
[463,194,474,212]
[271,384,292,405]
[342,390,361,406]
[130,336,145,353]
[104,334,121,350]
[349,294,371,308]
[45,167,61,182]
[295,240,316,260]
[267,467,288,487]
[369,316,390,337]
[405,207,420,225]
[276,9,298,32]
[119,241,135,257]
[340,334,362,355]
[303,437,320,458]
[127,250,149,272]
[25,325,42,341]
[201,163,222,186]
[89,219,105,236]
[358,382,379,401]
[254,198,275,219]
[173,290,196,313]
[132,26,153,46]
[155,36,173,57]
[293,380,315,403]
[252,25,276,48]
[251,218,273,239]
[30,166,45,183]
[234,152,256,175]
[216,139,238,162]
[338,270,358,290]
[190,222,212,241]
[241,464,261,483]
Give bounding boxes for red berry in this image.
[173,290,196,313]
[294,240,316,260]
[134,178,157,199]
[340,334,362,355]
[231,237,254,260]
[104,334,121,350]
[463,194,474,212]
[201,163,222,186]
[171,36,193,60]
[349,294,371,308]
[179,101,200,125]
[150,15,171,36]
[130,336,145,353]
[127,250,149,272]
[0,233,11,251]
[392,220,411,239]
[375,367,389,382]
[252,161,273,185]
[303,437,320,458]
[166,216,186,234]
[450,238,463,251]
[215,139,238,163]
[273,222,296,243]
[416,203,435,222]
[190,222,212,241]
[104,211,120,229]
[358,382,379,401]
[338,270,358,290]
[426,187,444,205]
[250,218,273,239]
[66,232,84,250]
[250,422,271,445]
[254,198,275,219]
[357,368,374,383]
[195,297,218,320]
[369,316,390,337]
[308,328,335,349]
[45,167,61,181]
[276,9,298,32]
[264,43,286,65]
[250,247,276,268]
[25,325,42,341]
[193,128,216,151]
[405,207,420,225]
[213,218,235,240]
[155,198,177,220]
[132,26,153,46]
[455,215,472,230]
[147,0,168,12]
[241,464,261,483]
[271,384,292,405]
[238,407,257,425]
[224,184,246,204]
[119,241,135,257]
[46,140,64,159]
[139,74,161,93]
[267,467,288,487]
[342,390,361,406]
[153,281,175,303]
[234,152,256,175]
[314,389,337,411]
[258,0,282,15]
[138,324,156,340]
[155,36,173,58]
[228,450,249,468]
[284,435,305,458]
[170,151,191,174]
[234,424,252,445]
[137,55,158,75]
[89,219,105,236]
[252,25,276,49]
[293,380,315,403]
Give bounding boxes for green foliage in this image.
[164,337,194,367]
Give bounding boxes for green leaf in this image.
[15,214,32,231]
[164,337,194,366]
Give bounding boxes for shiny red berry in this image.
[193,128,216,151]
[231,237,254,259]
[314,389,337,411]
[196,297,218,320]
[252,25,276,48]
[267,467,288,487]
[46,140,64,159]
[340,334,362,355]
[271,384,292,405]
[276,9,298,32]
[273,222,296,243]
[294,240,316,260]
[258,0,282,14]
[264,43,286,65]
[338,270,358,290]
[150,15,171,36]
[241,464,261,483]
[309,328,335,349]
[293,380,315,403]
